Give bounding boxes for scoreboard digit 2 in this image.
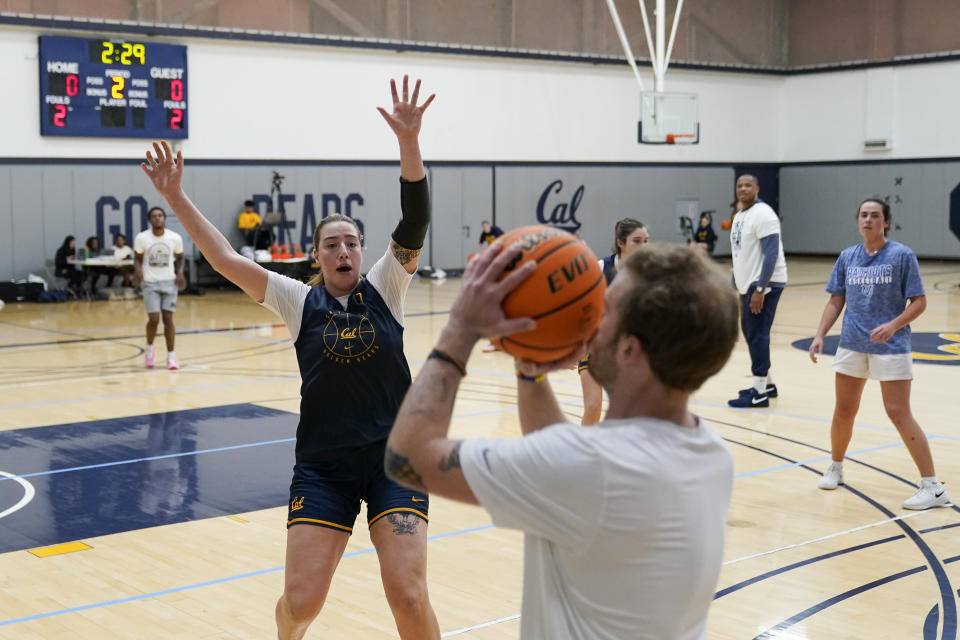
[39,35,188,139]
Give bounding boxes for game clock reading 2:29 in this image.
[39,35,187,138]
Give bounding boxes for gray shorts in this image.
[142,279,178,314]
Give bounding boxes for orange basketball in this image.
[489,225,606,362]
[721,219,732,231]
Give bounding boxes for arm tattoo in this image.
[438,441,462,472]
[392,244,421,266]
[384,445,425,490]
[387,512,420,536]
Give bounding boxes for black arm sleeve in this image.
[392,176,431,250]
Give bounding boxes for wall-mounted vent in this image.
[864,138,892,151]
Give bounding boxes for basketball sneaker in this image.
[727,388,768,408]
[818,461,844,489]
[144,345,155,369]
[167,355,180,370]
[738,383,778,398]
[902,480,950,510]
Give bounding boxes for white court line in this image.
[0,469,36,520]
[723,508,951,566]
[441,614,521,637]
[0,375,300,411]
[0,363,213,391]
[0,368,183,391]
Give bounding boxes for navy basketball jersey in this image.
[293,278,411,462]
[601,254,617,285]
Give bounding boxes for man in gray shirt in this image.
[386,241,739,639]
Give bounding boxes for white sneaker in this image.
[818,461,844,490]
[902,481,950,510]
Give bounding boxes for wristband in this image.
[516,371,546,383]
[428,348,467,377]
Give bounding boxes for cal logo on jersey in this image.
[321,311,379,363]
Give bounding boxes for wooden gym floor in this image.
[0,256,959,639]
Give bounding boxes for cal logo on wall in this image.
[536,179,583,234]
[792,333,960,366]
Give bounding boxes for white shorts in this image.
[832,346,913,381]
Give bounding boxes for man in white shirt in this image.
[385,242,739,640]
[727,174,788,408]
[134,206,185,370]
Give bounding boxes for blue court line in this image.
[714,502,960,602]
[715,418,958,497]
[693,398,898,433]
[753,566,929,639]
[733,441,908,478]
[178,325,292,345]
[0,325,144,340]
[715,534,906,599]
[0,523,495,628]
[724,436,958,640]
[0,437,296,483]
[925,603,940,640]
[920,522,960,535]
[755,554,960,640]
[0,322,289,350]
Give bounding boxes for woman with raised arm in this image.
[141,75,439,640]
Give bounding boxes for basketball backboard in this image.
[638,91,699,144]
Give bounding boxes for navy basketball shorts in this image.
[286,440,429,533]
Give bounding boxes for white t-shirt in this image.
[260,246,413,341]
[460,417,734,640]
[112,245,133,261]
[730,201,788,294]
[133,229,184,283]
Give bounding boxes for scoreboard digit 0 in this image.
[39,35,188,139]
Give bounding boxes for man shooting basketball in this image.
[386,242,738,639]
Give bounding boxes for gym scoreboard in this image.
[39,35,188,138]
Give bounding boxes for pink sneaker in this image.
[144,346,155,368]
[167,356,179,370]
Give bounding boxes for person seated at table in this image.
[107,233,135,288]
[85,236,107,293]
[54,235,84,294]
[238,200,261,246]
[85,236,104,257]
